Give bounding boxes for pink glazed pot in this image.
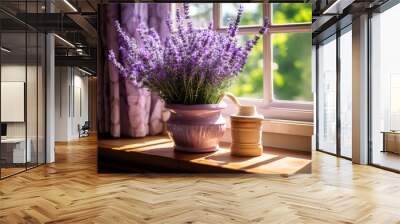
[165,104,226,153]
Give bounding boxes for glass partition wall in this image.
[316,26,352,159]
[370,3,400,171]
[339,27,352,159]
[316,0,400,172]
[317,35,337,155]
[0,1,46,179]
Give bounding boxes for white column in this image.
[352,14,369,164]
[312,45,317,151]
[46,32,55,163]
[45,0,55,163]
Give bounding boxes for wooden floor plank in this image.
[0,135,400,223]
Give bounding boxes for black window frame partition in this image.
[338,24,353,159]
[0,0,47,180]
[315,0,400,173]
[315,33,337,157]
[314,16,353,161]
[367,0,400,173]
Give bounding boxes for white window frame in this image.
[174,3,313,122]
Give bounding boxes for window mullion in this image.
[264,3,272,103]
[264,32,272,104]
[212,2,311,107]
[213,3,220,30]
[216,26,261,34]
[270,24,312,33]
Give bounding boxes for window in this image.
[317,37,337,155]
[339,29,352,158]
[186,3,213,28]
[272,32,312,101]
[0,1,47,179]
[229,35,264,98]
[171,3,312,119]
[315,26,353,159]
[220,3,263,27]
[271,3,312,25]
[370,3,400,171]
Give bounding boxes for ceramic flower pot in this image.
[165,104,226,153]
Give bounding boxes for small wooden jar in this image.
[230,115,263,157]
[223,92,264,157]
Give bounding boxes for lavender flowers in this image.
[108,3,269,105]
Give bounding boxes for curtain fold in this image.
[98,3,169,138]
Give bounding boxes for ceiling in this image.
[312,0,390,43]
[0,0,100,74]
[1,0,318,74]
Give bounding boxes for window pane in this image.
[272,32,312,101]
[317,37,337,155]
[229,35,263,98]
[272,3,312,25]
[171,3,212,29]
[220,3,262,27]
[1,31,28,177]
[371,3,400,171]
[187,3,213,28]
[27,31,39,169]
[38,32,46,165]
[340,29,352,158]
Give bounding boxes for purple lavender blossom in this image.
[165,16,173,32]
[208,22,213,30]
[108,4,269,104]
[183,3,193,32]
[228,5,243,37]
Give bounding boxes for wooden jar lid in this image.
[230,114,264,120]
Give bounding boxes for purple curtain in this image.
[98,3,169,138]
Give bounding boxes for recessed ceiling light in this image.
[63,0,78,12]
[1,47,11,53]
[78,67,93,76]
[322,0,354,15]
[54,34,75,48]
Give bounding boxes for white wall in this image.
[71,73,89,138]
[55,66,70,141]
[55,67,89,141]
[1,65,42,138]
[1,63,46,164]
[1,65,26,138]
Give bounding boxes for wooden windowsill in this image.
[222,117,314,137]
[262,119,313,137]
[98,136,311,176]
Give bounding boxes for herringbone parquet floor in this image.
[1,135,400,224]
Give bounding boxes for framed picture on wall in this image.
[1,81,25,122]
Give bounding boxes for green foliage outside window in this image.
[225,3,264,98]
[229,35,264,98]
[272,32,312,101]
[228,3,312,101]
[272,3,312,25]
[272,4,312,101]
